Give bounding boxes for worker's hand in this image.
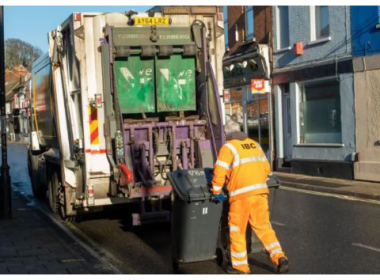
[211,193,226,203]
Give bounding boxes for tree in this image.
[5,38,43,71]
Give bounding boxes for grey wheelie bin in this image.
[168,168,225,270]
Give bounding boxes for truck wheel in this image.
[58,185,76,222]
[28,153,46,199]
[47,166,59,214]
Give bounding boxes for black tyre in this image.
[28,153,46,199]
[58,184,76,222]
[47,166,59,214]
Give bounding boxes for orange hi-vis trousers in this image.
[229,194,285,273]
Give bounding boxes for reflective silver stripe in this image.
[236,156,266,166]
[213,185,222,191]
[225,143,240,168]
[225,143,238,156]
[229,183,268,197]
[266,242,281,251]
[215,160,230,169]
[232,259,248,266]
[231,250,247,258]
[230,226,239,232]
[270,249,284,257]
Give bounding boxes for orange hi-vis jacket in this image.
[212,132,271,202]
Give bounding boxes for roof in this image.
[223,41,259,64]
[4,68,31,102]
[146,6,162,12]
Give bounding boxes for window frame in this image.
[276,5,290,51]
[244,5,255,41]
[310,5,331,42]
[221,5,230,49]
[298,77,343,145]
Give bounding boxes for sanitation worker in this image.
[211,120,289,274]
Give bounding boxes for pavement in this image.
[274,172,380,200]
[0,190,119,274]
[0,144,120,274]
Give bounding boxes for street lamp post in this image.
[0,6,12,219]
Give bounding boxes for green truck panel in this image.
[156,55,196,112]
[114,57,155,114]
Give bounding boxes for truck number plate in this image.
[134,17,170,26]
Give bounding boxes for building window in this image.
[235,23,239,42]
[245,6,254,41]
[222,6,229,49]
[299,79,341,144]
[276,6,290,49]
[311,6,330,41]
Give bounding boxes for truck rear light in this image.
[87,185,95,206]
[74,13,81,22]
[95,94,102,108]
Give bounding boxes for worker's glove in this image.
[211,193,226,203]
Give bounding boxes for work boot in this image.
[225,266,250,274]
[277,257,289,274]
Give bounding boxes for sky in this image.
[4,6,152,52]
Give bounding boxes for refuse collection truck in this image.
[27,10,225,222]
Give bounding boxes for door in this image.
[282,91,292,162]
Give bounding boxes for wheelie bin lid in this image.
[167,168,217,202]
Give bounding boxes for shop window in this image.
[247,91,270,158]
[224,102,244,131]
[300,79,341,144]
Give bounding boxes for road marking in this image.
[281,186,380,205]
[352,243,380,253]
[61,258,85,263]
[271,221,286,227]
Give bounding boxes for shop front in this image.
[222,44,273,162]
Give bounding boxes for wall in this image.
[353,55,380,181]
[254,6,273,45]
[351,6,380,56]
[225,6,245,54]
[273,6,351,68]
[225,6,273,56]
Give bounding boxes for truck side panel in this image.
[32,55,59,149]
[83,15,110,179]
[52,68,77,188]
